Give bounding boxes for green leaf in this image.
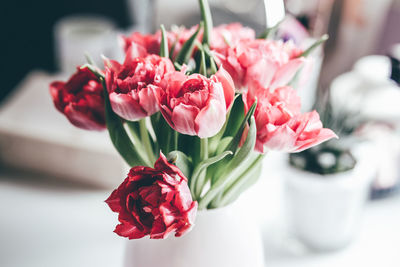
[225,99,257,153]
[125,121,141,139]
[216,117,257,194]
[150,112,172,154]
[175,23,203,65]
[167,150,193,179]
[215,136,233,155]
[139,118,156,164]
[223,95,244,137]
[174,62,183,71]
[169,39,178,60]
[149,113,161,154]
[300,34,329,57]
[198,0,213,45]
[160,24,169,58]
[226,116,257,171]
[80,64,104,79]
[257,22,281,39]
[178,134,200,162]
[197,119,257,210]
[219,155,264,206]
[191,151,233,198]
[208,99,257,184]
[102,82,149,167]
[84,53,96,66]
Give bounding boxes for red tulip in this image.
[105,153,197,239]
[49,67,105,131]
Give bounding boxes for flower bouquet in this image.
[49,0,336,266]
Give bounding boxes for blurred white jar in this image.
[54,15,116,73]
[330,55,400,123]
[284,145,375,251]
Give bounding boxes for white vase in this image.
[123,204,265,267]
[284,149,375,251]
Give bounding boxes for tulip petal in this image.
[270,57,305,89]
[175,201,198,237]
[49,81,65,112]
[171,103,199,136]
[195,98,226,138]
[214,66,235,109]
[124,44,148,65]
[109,92,147,121]
[294,128,338,152]
[138,85,161,115]
[103,58,122,74]
[105,188,123,213]
[246,58,278,90]
[261,124,297,152]
[114,223,146,240]
[64,104,105,131]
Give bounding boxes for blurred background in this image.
[1,0,400,266]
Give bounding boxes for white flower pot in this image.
[284,150,375,251]
[123,204,265,267]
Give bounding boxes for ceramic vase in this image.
[124,204,265,267]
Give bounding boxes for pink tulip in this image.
[214,39,304,92]
[121,23,254,60]
[121,25,201,60]
[210,23,255,53]
[157,68,235,138]
[104,48,175,121]
[120,31,163,56]
[244,86,337,153]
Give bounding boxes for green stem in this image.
[300,34,329,57]
[139,119,156,164]
[193,138,208,199]
[200,137,208,161]
[172,131,178,151]
[198,0,213,45]
[199,48,207,76]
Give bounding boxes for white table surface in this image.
[1,152,400,267]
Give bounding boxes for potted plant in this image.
[285,102,375,251]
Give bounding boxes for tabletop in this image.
[1,152,400,267]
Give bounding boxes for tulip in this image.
[215,39,304,92]
[244,86,337,153]
[105,153,197,239]
[157,67,235,138]
[49,67,105,131]
[105,49,175,121]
